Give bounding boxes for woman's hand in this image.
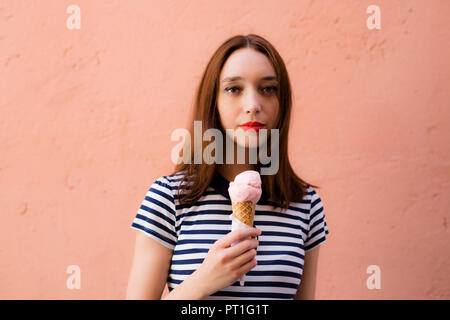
[193,227,261,297]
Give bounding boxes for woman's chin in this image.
[235,136,268,149]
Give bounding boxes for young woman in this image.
[126,34,329,300]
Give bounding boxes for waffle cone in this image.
[231,200,256,227]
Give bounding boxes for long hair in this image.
[170,34,319,211]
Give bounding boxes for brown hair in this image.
[170,34,319,211]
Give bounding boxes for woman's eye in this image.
[263,86,278,94]
[225,86,240,94]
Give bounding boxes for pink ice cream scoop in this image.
[228,170,262,204]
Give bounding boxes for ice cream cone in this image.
[231,200,256,227]
[227,170,262,287]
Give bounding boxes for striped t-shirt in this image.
[130,170,330,300]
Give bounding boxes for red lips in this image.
[240,121,265,132]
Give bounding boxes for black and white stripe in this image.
[131,171,329,300]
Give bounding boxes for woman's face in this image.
[217,48,280,149]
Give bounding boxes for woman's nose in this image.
[244,104,260,114]
[243,91,261,114]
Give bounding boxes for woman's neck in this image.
[216,163,255,182]
[215,142,257,182]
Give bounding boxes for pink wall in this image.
[0,0,449,299]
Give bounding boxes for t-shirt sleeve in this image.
[304,187,330,252]
[130,176,178,250]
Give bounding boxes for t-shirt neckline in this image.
[209,169,269,202]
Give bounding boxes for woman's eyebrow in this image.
[221,76,277,83]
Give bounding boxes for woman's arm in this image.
[127,227,261,300]
[126,230,174,299]
[294,246,320,300]
[126,229,209,300]
[164,227,262,300]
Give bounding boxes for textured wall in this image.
[0,0,449,299]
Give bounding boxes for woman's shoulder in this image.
[160,170,186,183]
[301,185,325,214]
[304,185,317,198]
[283,185,317,211]
[152,170,191,191]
